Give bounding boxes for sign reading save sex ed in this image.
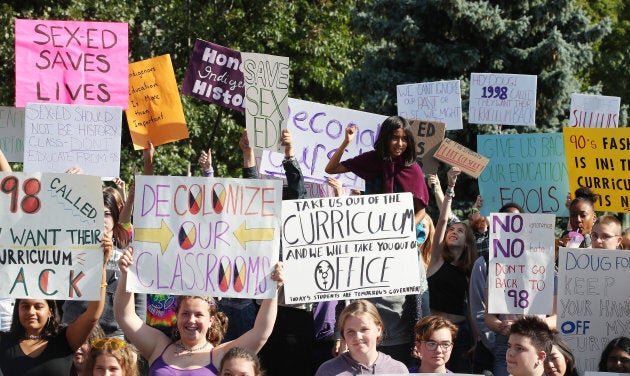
[282,192,423,303]
[488,213,555,315]
[0,172,104,300]
[15,19,129,109]
[128,175,282,298]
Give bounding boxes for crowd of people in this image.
[0,115,629,376]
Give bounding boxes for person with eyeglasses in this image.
[410,315,457,373]
[590,215,623,250]
[85,338,140,376]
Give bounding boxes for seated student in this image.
[591,215,623,250]
[315,300,409,376]
[544,334,579,376]
[598,337,630,373]
[219,347,265,376]
[85,338,140,376]
[410,315,458,373]
[506,317,553,376]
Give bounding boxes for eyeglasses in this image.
[591,232,618,242]
[419,340,453,351]
[91,338,127,350]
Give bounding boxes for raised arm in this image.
[0,148,11,172]
[324,125,356,174]
[240,130,258,178]
[281,129,307,199]
[143,140,155,176]
[65,233,112,350]
[199,148,214,177]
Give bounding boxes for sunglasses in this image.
[91,338,127,350]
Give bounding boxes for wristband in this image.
[445,187,455,198]
[471,207,480,213]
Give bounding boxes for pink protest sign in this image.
[15,19,129,109]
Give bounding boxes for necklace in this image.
[25,334,45,340]
[174,340,209,357]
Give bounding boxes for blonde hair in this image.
[85,339,139,376]
[339,300,384,344]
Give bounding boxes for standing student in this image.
[506,317,553,376]
[591,215,623,249]
[411,315,458,373]
[544,335,579,376]
[219,347,265,376]
[85,338,139,376]
[598,337,630,373]
[558,187,599,248]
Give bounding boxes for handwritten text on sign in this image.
[281,192,423,303]
[0,172,104,300]
[563,127,630,213]
[242,52,289,153]
[558,248,630,372]
[0,107,25,162]
[433,138,489,178]
[23,102,122,177]
[488,213,555,315]
[181,39,245,112]
[478,133,569,216]
[259,98,387,191]
[15,19,129,109]
[469,73,537,126]
[408,120,446,175]
[128,175,282,298]
[397,80,463,130]
[569,93,620,128]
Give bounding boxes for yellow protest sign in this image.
[127,54,188,150]
[563,127,630,212]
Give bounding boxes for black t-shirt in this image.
[0,327,73,376]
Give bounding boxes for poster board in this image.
[408,120,446,174]
[128,175,283,298]
[242,52,289,153]
[23,102,122,177]
[477,133,569,216]
[569,93,620,128]
[488,213,556,315]
[0,172,104,300]
[0,107,25,162]
[558,248,630,372]
[469,73,537,126]
[433,138,489,178]
[127,54,188,150]
[282,192,423,303]
[397,80,463,130]
[563,127,630,213]
[181,39,245,112]
[15,19,129,109]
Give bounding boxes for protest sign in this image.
[282,192,424,303]
[181,39,245,112]
[128,175,282,298]
[23,102,122,177]
[488,213,555,315]
[242,52,289,153]
[397,80,463,130]
[0,107,25,162]
[434,138,489,178]
[127,54,188,150]
[15,19,128,109]
[558,248,630,372]
[563,127,630,213]
[0,172,104,300]
[258,98,387,190]
[469,73,537,126]
[409,120,446,174]
[478,133,569,216]
[569,93,620,128]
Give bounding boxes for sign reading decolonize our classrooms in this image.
[15,19,129,109]
[281,192,424,303]
[128,175,283,298]
[0,172,104,300]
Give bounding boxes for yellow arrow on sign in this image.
[134,219,174,255]
[233,221,275,249]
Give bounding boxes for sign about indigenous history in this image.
[409,120,446,174]
[242,52,289,153]
[181,39,245,112]
[563,127,630,213]
[0,107,25,162]
[23,102,122,177]
[488,213,556,315]
[558,248,630,372]
[569,93,620,128]
[127,54,188,150]
[478,133,569,216]
[15,19,129,108]
[397,80,463,130]
[469,73,537,126]
[128,175,283,298]
[434,138,489,178]
[282,192,423,303]
[0,172,104,300]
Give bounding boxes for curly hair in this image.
[85,339,139,376]
[172,296,228,346]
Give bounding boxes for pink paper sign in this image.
[15,19,129,109]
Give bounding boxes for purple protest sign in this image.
[181,39,245,112]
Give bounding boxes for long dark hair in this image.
[551,335,579,376]
[599,337,630,371]
[373,115,416,165]
[9,299,61,340]
[104,191,130,249]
